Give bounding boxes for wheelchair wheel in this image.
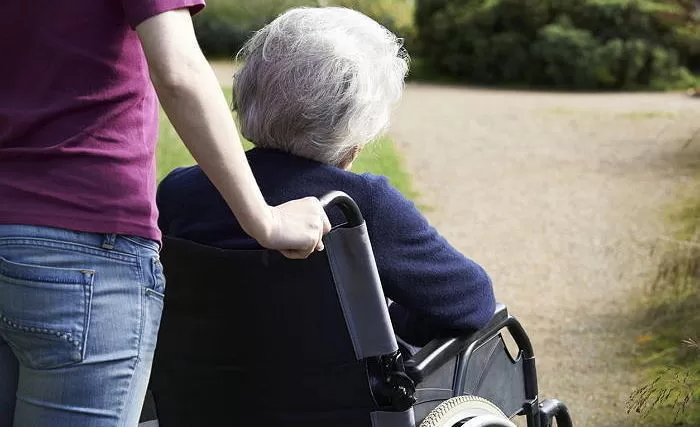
[420,395,516,427]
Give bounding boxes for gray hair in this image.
[233,7,409,166]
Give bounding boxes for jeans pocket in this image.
[138,255,165,363]
[0,256,94,370]
[150,257,166,298]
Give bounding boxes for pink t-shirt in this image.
[0,0,205,241]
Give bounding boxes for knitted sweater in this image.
[157,147,496,346]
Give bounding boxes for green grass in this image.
[627,179,700,425]
[351,137,418,201]
[618,111,677,120]
[156,101,418,201]
[545,107,677,120]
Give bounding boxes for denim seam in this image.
[113,258,146,421]
[81,271,94,360]
[135,257,146,362]
[114,350,140,421]
[0,238,136,262]
[150,257,165,296]
[0,265,96,285]
[121,236,159,254]
[0,315,78,348]
[144,288,164,300]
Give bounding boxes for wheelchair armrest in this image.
[404,303,509,383]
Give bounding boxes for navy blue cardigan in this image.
[157,147,495,346]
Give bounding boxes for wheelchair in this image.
[139,192,572,427]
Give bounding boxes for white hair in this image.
[233,7,409,166]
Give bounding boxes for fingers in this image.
[270,196,333,259]
[315,201,330,252]
[315,230,325,252]
[280,249,305,260]
[282,243,315,259]
[321,209,331,234]
[280,242,314,259]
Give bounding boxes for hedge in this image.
[415,0,700,90]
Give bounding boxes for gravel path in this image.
[387,85,700,426]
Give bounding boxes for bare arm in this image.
[135,9,329,257]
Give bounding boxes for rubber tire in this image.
[419,395,516,427]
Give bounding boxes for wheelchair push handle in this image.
[320,191,364,228]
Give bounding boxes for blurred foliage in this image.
[193,0,416,58]
[193,0,312,59]
[324,0,418,52]
[414,0,700,90]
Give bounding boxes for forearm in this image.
[153,60,271,242]
[136,9,271,242]
[137,9,328,257]
[367,177,495,335]
[389,302,452,347]
[382,257,495,332]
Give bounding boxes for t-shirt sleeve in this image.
[121,0,206,29]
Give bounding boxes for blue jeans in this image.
[0,225,165,427]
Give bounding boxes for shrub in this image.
[194,0,416,58]
[194,0,318,58]
[326,0,417,52]
[193,15,257,59]
[415,0,700,89]
[531,16,599,88]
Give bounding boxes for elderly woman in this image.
[155,6,495,425]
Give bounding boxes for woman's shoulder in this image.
[158,165,215,195]
[160,165,205,185]
[353,172,427,234]
[156,165,216,209]
[358,173,416,211]
[334,172,402,213]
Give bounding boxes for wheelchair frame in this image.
[140,192,573,427]
[404,304,572,427]
[319,192,572,427]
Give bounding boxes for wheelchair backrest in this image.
[155,237,356,365]
[151,192,415,427]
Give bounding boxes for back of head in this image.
[234,7,409,166]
